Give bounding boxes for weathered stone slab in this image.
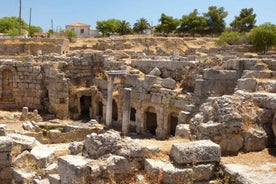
[170,140,221,164]
[145,159,193,184]
[242,128,268,152]
[0,137,13,152]
[107,155,131,174]
[31,145,55,168]
[58,155,91,184]
[175,124,191,139]
[84,131,121,159]
[13,168,36,184]
[8,133,40,151]
[161,78,176,89]
[48,174,61,184]
[192,163,216,181]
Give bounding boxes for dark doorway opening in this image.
[169,115,178,136]
[130,107,136,121]
[112,100,118,121]
[97,101,103,117]
[145,110,157,135]
[80,96,91,119]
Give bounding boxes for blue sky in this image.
[1,0,275,32]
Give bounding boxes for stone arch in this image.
[92,91,105,123]
[1,68,14,102]
[144,106,157,135]
[167,112,179,136]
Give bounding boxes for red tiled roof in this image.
[66,22,90,27]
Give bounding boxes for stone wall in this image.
[0,38,69,56]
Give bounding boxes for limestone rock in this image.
[31,145,55,168]
[170,140,221,164]
[161,78,176,89]
[192,163,216,181]
[0,124,7,136]
[48,174,61,184]
[107,155,131,174]
[0,137,13,152]
[8,133,40,151]
[175,124,191,139]
[237,78,257,92]
[219,134,244,155]
[13,168,36,184]
[149,67,161,76]
[69,141,83,155]
[84,130,122,159]
[58,155,91,184]
[144,159,193,184]
[33,178,50,184]
[243,128,268,152]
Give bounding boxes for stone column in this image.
[122,88,131,135]
[106,77,113,126]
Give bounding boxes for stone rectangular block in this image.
[58,155,91,184]
[0,137,13,152]
[170,140,221,164]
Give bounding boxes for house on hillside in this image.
[65,22,100,37]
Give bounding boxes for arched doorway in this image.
[145,107,157,135]
[168,112,178,136]
[130,107,137,132]
[1,69,14,102]
[80,96,91,119]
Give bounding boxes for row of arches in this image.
[78,94,179,137]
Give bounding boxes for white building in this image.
[65,22,100,37]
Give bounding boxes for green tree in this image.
[117,20,132,35]
[66,29,77,42]
[29,25,43,37]
[0,16,28,35]
[248,23,276,54]
[133,18,150,34]
[230,8,256,32]
[178,9,209,35]
[155,13,179,34]
[203,6,228,35]
[96,19,121,36]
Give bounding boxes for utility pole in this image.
[29,8,32,37]
[19,0,22,36]
[51,19,54,31]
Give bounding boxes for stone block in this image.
[237,78,257,92]
[162,163,193,184]
[34,178,50,184]
[84,131,121,159]
[0,167,13,180]
[149,67,161,76]
[69,141,83,155]
[193,163,216,181]
[175,124,191,139]
[0,124,7,136]
[145,159,193,184]
[161,78,176,89]
[13,169,36,184]
[0,137,13,152]
[8,133,40,151]
[178,111,191,124]
[31,145,55,168]
[203,69,239,80]
[242,128,268,152]
[170,140,221,164]
[107,155,131,174]
[0,152,12,168]
[151,94,162,103]
[58,155,91,184]
[48,174,61,184]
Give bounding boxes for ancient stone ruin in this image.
[0,36,275,183]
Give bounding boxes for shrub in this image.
[216,31,244,45]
